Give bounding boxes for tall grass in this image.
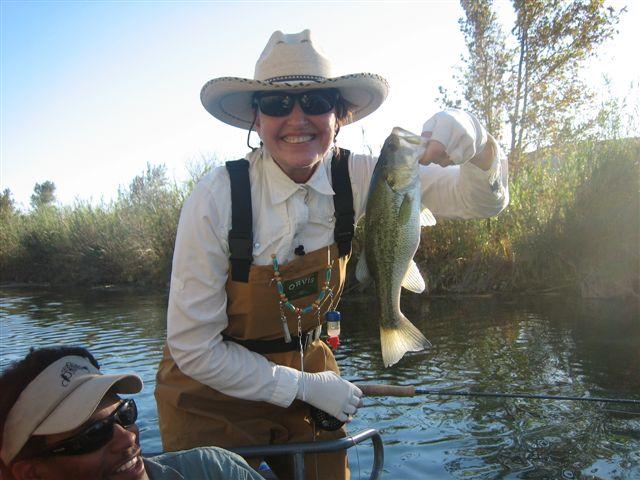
[0,164,197,287]
[411,138,639,296]
[1,140,638,297]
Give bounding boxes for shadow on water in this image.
[1,287,638,478]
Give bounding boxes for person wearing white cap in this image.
[0,346,264,479]
[155,29,509,479]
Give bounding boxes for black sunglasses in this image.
[39,399,138,457]
[253,89,339,117]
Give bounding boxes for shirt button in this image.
[254,242,260,248]
[328,216,334,223]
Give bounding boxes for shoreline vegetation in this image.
[1,138,638,300]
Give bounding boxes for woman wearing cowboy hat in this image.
[155,30,508,479]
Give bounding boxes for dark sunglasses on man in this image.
[33,398,137,458]
[253,89,339,117]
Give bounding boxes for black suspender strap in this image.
[225,159,253,282]
[331,148,354,257]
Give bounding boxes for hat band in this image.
[264,74,326,84]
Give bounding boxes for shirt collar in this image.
[258,149,336,205]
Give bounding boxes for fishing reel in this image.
[310,406,345,431]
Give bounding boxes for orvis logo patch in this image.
[283,272,318,301]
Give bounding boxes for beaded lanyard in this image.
[271,246,334,398]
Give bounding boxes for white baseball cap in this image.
[1,355,142,464]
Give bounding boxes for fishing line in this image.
[311,418,320,480]
[411,388,640,405]
[603,408,640,416]
[347,432,362,480]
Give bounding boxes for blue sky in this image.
[1,0,638,209]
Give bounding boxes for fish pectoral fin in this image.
[401,260,426,293]
[398,192,413,224]
[420,207,436,227]
[380,315,431,368]
[355,250,372,285]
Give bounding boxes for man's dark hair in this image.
[0,346,99,473]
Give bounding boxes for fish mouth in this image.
[391,127,425,145]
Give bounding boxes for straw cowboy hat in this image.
[201,29,389,129]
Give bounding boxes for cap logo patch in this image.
[60,362,90,386]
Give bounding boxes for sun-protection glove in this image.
[296,371,363,422]
[422,108,488,165]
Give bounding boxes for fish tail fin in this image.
[380,315,431,368]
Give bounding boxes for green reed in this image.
[0,164,189,287]
[410,137,639,296]
[1,140,638,297]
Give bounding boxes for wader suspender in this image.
[225,148,354,283]
[226,159,253,282]
[331,147,355,258]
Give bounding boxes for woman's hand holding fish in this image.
[421,108,492,169]
[296,371,363,422]
[420,133,452,167]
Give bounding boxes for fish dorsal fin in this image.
[401,260,426,293]
[355,250,372,285]
[420,208,436,227]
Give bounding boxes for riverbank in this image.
[1,138,638,297]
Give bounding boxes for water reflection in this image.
[1,288,638,478]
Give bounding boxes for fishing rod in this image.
[356,384,640,405]
[311,384,640,431]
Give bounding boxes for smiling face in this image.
[255,91,337,183]
[13,395,148,480]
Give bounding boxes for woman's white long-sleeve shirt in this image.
[167,141,508,409]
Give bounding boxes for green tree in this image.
[440,0,513,141]
[30,181,56,209]
[126,163,169,206]
[444,0,623,161]
[509,0,622,160]
[0,188,15,219]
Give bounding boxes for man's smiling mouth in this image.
[113,453,142,475]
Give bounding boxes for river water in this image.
[1,287,638,479]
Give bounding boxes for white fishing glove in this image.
[296,371,363,422]
[422,108,488,165]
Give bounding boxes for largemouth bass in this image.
[356,127,435,367]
